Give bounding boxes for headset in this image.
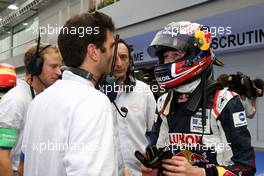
[26,33,52,98]
[26,32,51,76]
[60,34,128,118]
[64,66,93,81]
[98,35,129,118]
[62,65,129,118]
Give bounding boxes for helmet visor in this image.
[148,31,192,58]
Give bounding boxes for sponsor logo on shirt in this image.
[190,110,211,134]
[232,111,247,127]
[168,133,202,144]
[218,91,228,110]
[175,150,209,165]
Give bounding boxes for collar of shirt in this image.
[62,70,94,88]
[17,79,36,97]
[17,79,30,88]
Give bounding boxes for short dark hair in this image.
[58,12,115,68]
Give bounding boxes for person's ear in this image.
[87,43,99,62]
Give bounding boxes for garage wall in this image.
[38,0,88,44]
[3,0,88,70]
[117,0,264,38]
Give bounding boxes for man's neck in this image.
[79,65,100,86]
[25,74,45,94]
[32,77,45,94]
[91,75,99,86]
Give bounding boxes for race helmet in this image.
[0,63,17,91]
[148,21,214,89]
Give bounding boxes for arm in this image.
[0,127,19,176]
[0,149,13,176]
[162,156,205,176]
[247,97,257,119]
[17,152,24,176]
[148,93,169,146]
[145,87,157,144]
[140,155,205,176]
[205,96,256,176]
[149,115,163,146]
[0,95,23,175]
[240,95,256,119]
[140,165,158,176]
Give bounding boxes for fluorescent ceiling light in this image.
[8,4,19,10]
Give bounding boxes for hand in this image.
[162,156,205,176]
[122,167,131,176]
[18,160,24,176]
[140,164,158,176]
[255,87,262,96]
[0,149,13,176]
[135,145,173,169]
[252,82,263,96]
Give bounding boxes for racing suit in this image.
[151,88,256,176]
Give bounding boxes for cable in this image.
[37,76,48,89]
[113,101,128,118]
[30,86,35,99]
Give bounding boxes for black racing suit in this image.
[150,89,256,176]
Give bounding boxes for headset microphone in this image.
[110,34,119,76]
[120,107,128,117]
[113,102,128,118]
[96,34,130,118]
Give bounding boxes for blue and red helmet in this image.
[148,21,214,89]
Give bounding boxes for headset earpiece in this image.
[26,31,52,76]
[26,56,44,76]
[26,44,52,76]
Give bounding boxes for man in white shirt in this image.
[0,44,62,176]
[22,12,117,176]
[112,39,156,175]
